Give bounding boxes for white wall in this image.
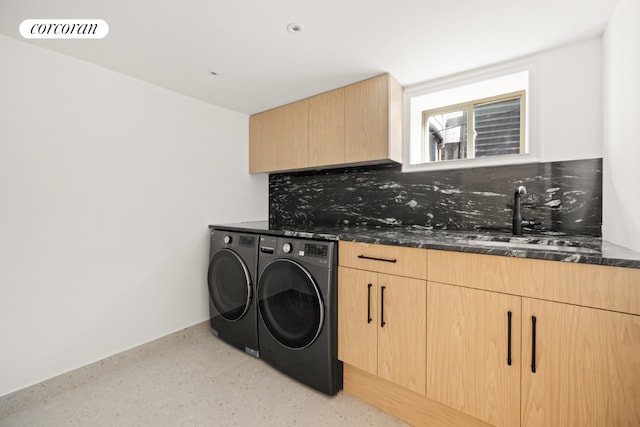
[603,0,640,252]
[537,37,603,162]
[403,36,604,172]
[0,34,268,396]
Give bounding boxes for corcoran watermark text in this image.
[19,19,109,39]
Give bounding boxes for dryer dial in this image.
[282,242,292,254]
[223,235,232,244]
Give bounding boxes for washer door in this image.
[207,248,252,322]
[258,259,324,350]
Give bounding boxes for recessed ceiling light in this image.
[286,23,303,34]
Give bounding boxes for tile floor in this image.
[0,322,407,426]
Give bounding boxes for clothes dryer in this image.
[207,230,259,357]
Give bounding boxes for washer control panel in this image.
[304,243,328,258]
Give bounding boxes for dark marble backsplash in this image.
[269,158,602,236]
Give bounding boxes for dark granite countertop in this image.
[209,221,640,269]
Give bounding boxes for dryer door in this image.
[258,259,324,350]
[208,248,252,321]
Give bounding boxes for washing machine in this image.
[207,229,259,357]
[257,235,342,395]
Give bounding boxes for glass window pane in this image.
[426,109,468,162]
[474,98,521,158]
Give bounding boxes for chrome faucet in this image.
[512,186,527,235]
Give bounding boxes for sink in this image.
[458,238,600,254]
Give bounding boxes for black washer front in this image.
[208,248,251,322]
[258,259,324,349]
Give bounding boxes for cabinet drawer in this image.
[339,241,427,279]
[428,250,640,315]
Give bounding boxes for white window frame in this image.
[422,91,526,163]
[403,60,539,172]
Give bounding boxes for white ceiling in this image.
[0,0,619,115]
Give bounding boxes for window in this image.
[422,91,525,163]
[404,67,535,171]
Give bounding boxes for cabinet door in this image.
[427,282,521,427]
[249,109,278,173]
[522,298,640,427]
[309,88,344,167]
[338,267,378,376]
[344,74,389,163]
[276,99,308,171]
[377,273,426,395]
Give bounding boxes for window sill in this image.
[401,153,540,173]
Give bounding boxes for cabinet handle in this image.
[531,316,537,373]
[367,284,372,324]
[358,254,397,263]
[507,311,512,366]
[380,286,386,327]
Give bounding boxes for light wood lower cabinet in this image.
[339,247,640,426]
[426,281,640,427]
[338,266,426,395]
[426,282,521,427]
[521,298,640,427]
[338,267,378,375]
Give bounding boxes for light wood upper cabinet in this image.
[275,99,308,171]
[427,281,521,427]
[249,108,277,173]
[309,88,345,167]
[345,73,403,164]
[249,99,308,173]
[249,73,403,173]
[521,298,640,427]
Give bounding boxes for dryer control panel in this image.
[259,236,336,268]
